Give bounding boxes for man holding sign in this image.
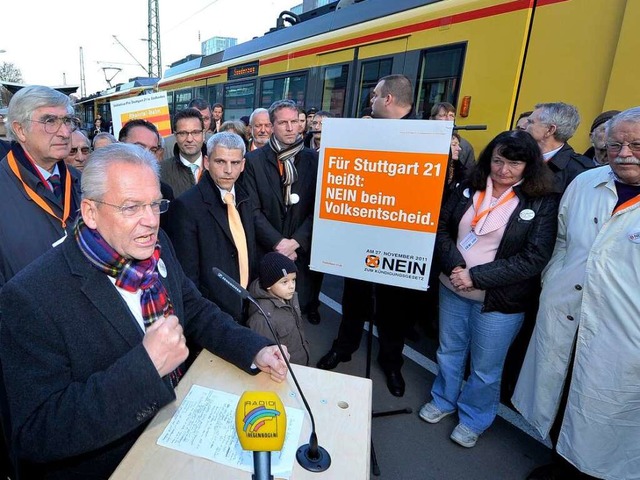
[317,75,426,397]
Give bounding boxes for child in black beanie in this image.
[246,252,310,365]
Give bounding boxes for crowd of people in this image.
[0,79,638,480]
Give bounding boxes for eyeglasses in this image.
[31,115,80,134]
[90,199,170,217]
[606,142,640,153]
[69,147,91,155]
[175,129,204,139]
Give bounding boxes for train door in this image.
[319,64,350,118]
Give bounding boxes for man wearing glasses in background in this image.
[0,85,82,479]
[160,108,207,198]
[65,129,91,171]
[0,143,288,478]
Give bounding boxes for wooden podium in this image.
[111,349,372,479]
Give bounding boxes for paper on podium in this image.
[157,385,304,479]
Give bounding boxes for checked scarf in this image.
[269,135,304,206]
[74,218,182,387]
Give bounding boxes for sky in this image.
[0,0,297,97]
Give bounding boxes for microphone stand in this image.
[212,268,331,472]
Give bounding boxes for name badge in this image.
[519,209,535,221]
[158,258,168,278]
[460,231,478,251]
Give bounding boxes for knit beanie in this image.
[259,252,298,289]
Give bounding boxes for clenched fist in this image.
[142,315,189,377]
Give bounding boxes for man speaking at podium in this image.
[0,144,288,479]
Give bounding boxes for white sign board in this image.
[109,91,171,139]
[310,118,452,290]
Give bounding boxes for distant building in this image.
[201,36,237,56]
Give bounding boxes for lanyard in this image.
[612,194,640,215]
[7,151,72,228]
[471,189,516,230]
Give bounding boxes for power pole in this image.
[79,47,86,97]
[148,0,162,79]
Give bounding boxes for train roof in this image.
[162,0,442,82]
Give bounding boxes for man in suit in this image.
[0,84,83,480]
[163,98,213,161]
[243,99,322,325]
[166,132,256,323]
[0,143,288,479]
[525,102,593,193]
[160,108,207,198]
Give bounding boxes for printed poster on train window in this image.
[310,118,452,290]
[110,91,172,139]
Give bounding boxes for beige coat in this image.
[512,167,640,480]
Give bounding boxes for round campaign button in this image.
[628,230,640,244]
[519,209,535,221]
[158,258,168,278]
[290,193,300,204]
[463,188,470,198]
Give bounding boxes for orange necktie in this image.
[223,192,249,288]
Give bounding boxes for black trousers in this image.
[331,278,425,372]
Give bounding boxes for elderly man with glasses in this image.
[0,143,288,479]
[0,85,82,288]
[514,106,640,480]
[0,84,83,479]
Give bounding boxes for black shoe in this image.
[306,310,321,325]
[385,369,405,397]
[316,350,350,370]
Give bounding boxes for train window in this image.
[415,44,466,119]
[224,81,255,120]
[356,59,392,117]
[321,64,349,118]
[260,73,307,108]
[174,89,193,113]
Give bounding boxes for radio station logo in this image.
[241,403,281,438]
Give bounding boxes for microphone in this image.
[212,267,331,472]
[235,391,287,480]
[453,124,487,131]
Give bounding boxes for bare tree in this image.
[0,62,23,107]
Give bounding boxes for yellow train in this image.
[110,0,638,152]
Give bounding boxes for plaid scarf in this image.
[269,135,304,206]
[74,218,182,386]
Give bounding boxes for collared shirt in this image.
[179,154,203,181]
[216,185,237,204]
[542,144,563,161]
[107,276,145,332]
[34,162,60,192]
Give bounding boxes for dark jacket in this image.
[243,144,318,260]
[247,279,310,366]
[0,140,81,289]
[0,230,271,479]
[160,155,198,198]
[547,143,593,193]
[436,182,558,313]
[165,171,257,322]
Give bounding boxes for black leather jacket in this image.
[436,181,559,313]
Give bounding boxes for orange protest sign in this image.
[319,147,448,233]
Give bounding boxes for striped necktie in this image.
[223,192,249,288]
[49,174,62,198]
